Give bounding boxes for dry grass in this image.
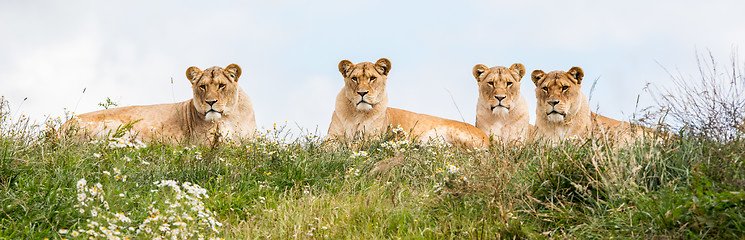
[652,50,745,142]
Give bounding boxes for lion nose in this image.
[547,100,560,106]
[495,95,506,101]
[357,91,369,97]
[205,100,218,106]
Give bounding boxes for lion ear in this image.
[186,66,202,84]
[375,58,391,76]
[225,64,242,82]
[472,64,488,81]
[338,60,354,78]
[531,70,546,86]
[568,67,584,84]
[510,63,526,80]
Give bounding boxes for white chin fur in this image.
[547,114,564,122]
[205,112,222,122]
[492,107,509,117]
[357,103,373,111]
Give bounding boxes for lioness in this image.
[532,67,631,142]
[473,63,531,142]
[62,64,257,144]
[327,58,489,148]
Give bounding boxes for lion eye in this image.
[351,77,358,82]
[487,82,494,87]
[199,85,206,90]
[370,76,376,82]
[542,87,548,92]
[562,86,569,91]
[219,84,226,89]
[506,82,513,87]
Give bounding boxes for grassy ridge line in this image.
[1,118,744,239]
[3,51,745,238]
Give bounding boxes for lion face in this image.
[186,64,242,122]
[338,58,391,111]
[532,67,584,123]
[473,63,525,116]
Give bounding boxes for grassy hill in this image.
[1,116,743,239]
[1,56,744,239]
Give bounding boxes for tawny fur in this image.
[531,67,631,142]
[473,63,531,142]
[61,64,256,144]
[327,58,489,148]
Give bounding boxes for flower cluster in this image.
[380,139,410,151]
[389,125,408,137]
[564,135,580,141]
[465,145,486,153]
[255,122,291,148]
[68,175,224,239]
[350,151,368,158]
[257,180,273,190]
[423,137,452,148]
[344,167,360,178]
[136,180,223,239]
[446,162,459,173]
[376,125,413,152]
[301,185,318,200]
[102,167,128,182]
[107,137,146,149]
[73,178,129,239]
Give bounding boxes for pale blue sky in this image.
[2,0,744,135]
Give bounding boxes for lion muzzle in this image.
[357,101,373,111]
[546,109,567,122]
[356,93,374,111]
[205,109,224,122]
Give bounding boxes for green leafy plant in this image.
[98,97,119,110]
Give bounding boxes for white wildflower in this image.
[447,163,459,173]
[76,178,87,189]
[114,212,131,223]
[350,151,368,158]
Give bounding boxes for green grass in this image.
[1,118,744,240]
[1,92,745,239]
[4,51,744,239]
